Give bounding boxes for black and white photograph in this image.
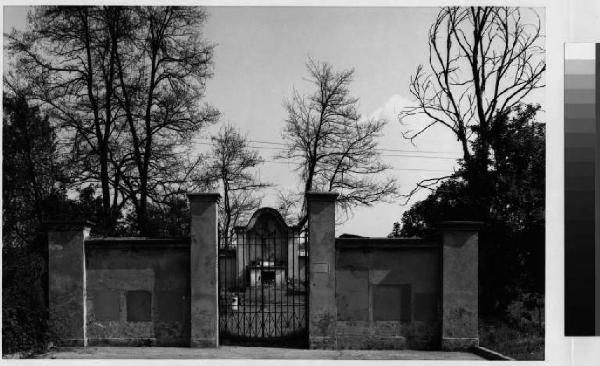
[2,4,546,361]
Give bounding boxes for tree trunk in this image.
[138,173,149,235]
[99,143,112,218]
[223,180,231,247]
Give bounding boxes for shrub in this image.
[2,245,52,355]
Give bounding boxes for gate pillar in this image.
[188,193,220,347]
[439,221,482,350]
[47,221,92,347]
[306,191,338,349]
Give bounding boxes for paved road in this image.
[35,346,484,360]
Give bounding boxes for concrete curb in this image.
[470,346,515,361]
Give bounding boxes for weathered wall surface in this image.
[307,192,338,349]
[189,193,220,347]
[47,198,478,350]
[85,239,190,346]
[335,238,441,350]
[47,224,90,346]
[439,222,480,350]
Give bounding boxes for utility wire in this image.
[191,140,461,160]
[257,160,454,173]
[245,138,460,155]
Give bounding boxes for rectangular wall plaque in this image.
[313,263,329,273]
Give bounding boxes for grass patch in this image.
[479,320,544,360]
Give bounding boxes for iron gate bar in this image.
[218,224,308,347]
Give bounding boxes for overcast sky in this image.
[3,6,544,236]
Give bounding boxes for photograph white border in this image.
[0,0,594,365]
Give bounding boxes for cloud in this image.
[336,94,466,236]
[369,94,411,123]
[368,94,462,155]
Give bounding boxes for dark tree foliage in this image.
[2,94,72,353]
[125,197,191,238]
[2,93,64,248]
[2,246,49,354]
[2,93,58,354]
[398,7,545,319]
[400,7,545,219]
[387,222,402,238]
[6,6,219,235]
[2,93,113,354]
[399,179,473,236]
[400,105,545,317]
[6,7,128,229]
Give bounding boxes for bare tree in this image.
[6,6,219,234]
[109,6,219,234]
[281,58,397,225]
[275,189,303,226]
[400,7,545,202]
[205,125,269,246]
[6,7,125,226]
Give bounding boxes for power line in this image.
[258,160,454,173]
[191,140,461,160]
[247,139,286,146]
[198,156,455,173]
[244,138,461,155]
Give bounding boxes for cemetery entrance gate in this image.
[218,208,309,347]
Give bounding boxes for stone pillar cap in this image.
[306,191,339,201]
[438,221,484,231]
[187,192,221,202]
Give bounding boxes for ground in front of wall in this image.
[479,318,545,360]
[33,346,485,360]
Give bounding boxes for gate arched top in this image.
[245,207,289,233]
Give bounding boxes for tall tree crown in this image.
[281,58,397,224]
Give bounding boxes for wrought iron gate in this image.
[218,221,308,347]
